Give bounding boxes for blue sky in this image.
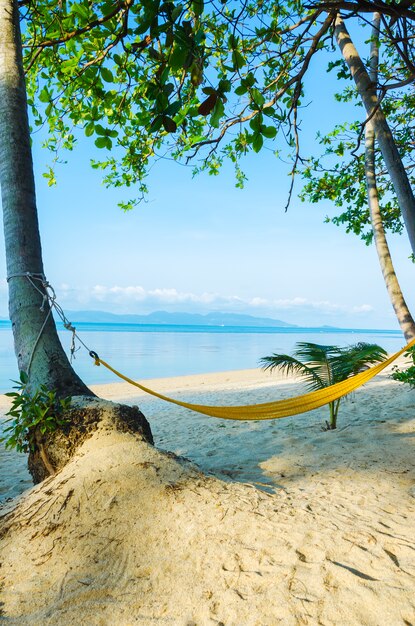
[1,43,414,330]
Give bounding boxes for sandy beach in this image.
[0,361,414,625]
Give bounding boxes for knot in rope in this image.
[89,351,101,367]
[39,279,57,312]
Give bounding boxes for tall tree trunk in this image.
[0,0,153,482]
[335,14,415,258]
[0,0,92,396]
[364,13,415,341]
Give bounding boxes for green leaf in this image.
[228,34,238,49]
[95,124,107,136]
[261,125,277,139]
[192,0,204,17]
[70,2,90,21]
[101,67,114,83]
[165,100,182,117]
[149,115,164,133]
[218,79,231,93]
[202,87,216,95]
[245,73,256,87]
[210,98,225,128]
[252,133,263,153]
[251,88,265,107]
[235,84,247,96]
[171,4,184,22]
[60,58,79,75]
[85,124,95,137]
[249,114,262,132]
[95,136,112,149]
[39,87,50,103]
[169,45,188,72]
[42,167,57,187]
[232,50,245,71]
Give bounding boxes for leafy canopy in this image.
[21,0,415,211]
[300,73,415,244]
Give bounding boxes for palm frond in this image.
[331,342,388,382]
[293,342,340,363]
[261,341,388,391]
[259,353,325,391]
[293,342,340,387]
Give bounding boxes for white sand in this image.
[0,363,414,625]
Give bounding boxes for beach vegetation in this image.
[391,347,415,389]
[0,372,71,454]
[260,342,388,430]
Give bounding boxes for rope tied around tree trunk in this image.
[6,272,93,374]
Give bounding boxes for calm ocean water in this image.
[0,321,406,501]
[0,320,405,393]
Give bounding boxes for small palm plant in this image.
[260,342,388,429]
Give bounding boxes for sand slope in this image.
[0,367,414,625]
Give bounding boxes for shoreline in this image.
[0,367,285,411]
[1,347,410,407]
[89,366,282,402]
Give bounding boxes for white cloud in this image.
[249,297,268,307]
[352,304,374,313]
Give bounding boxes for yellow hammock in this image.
[91,338,415,421]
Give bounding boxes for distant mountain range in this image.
[0,312,400,333]
[59,310,298,328]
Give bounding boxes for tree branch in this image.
[23,0,132,50]
[306,1,415,21]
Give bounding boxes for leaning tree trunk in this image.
[365,123,415,340]
[0,0,153,482]
[335,14,415,259]
[364,13,415,341]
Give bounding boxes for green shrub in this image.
[0,372,71,453]
[391,346,415,389]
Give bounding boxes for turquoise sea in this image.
[0,320,405,393]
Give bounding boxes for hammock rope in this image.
[91,337,415,421]
[10,272,413,421]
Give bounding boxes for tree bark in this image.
[335,14,415,258]
[0,0,153,482]
[0,0,92,396]
[365,123,415,339]
[364,13,415,341]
